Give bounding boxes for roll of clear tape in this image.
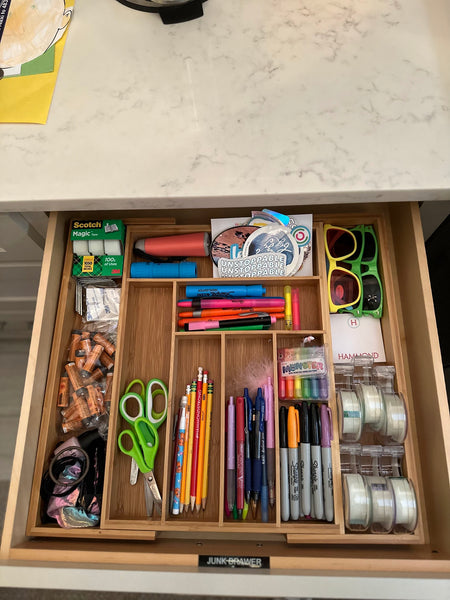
[338,390,363,442]
[356,384,383,430]
[390,477,418,533]
[72,240,89,256]
[88,240,105,256]
[104,240,122,255]
[379,392,408,443]
[366,475,395,533]
[343,473,371,530]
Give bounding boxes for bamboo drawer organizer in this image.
[24,209,427,547]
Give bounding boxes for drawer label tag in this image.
[199,555,269,569]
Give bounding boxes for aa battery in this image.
[65,362,86,395]
[93,332,115,356]
[57,376,70,408]
[69,330,82,362]
[82,344,103,374]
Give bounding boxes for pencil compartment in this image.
[164,334,222,524]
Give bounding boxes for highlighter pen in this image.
[320,404,334,522]
[243,388,253,507]
[236,396,245,519]
[291,288,301,330]
[300,402,311,517]
[279,406,290,522]
[177,298,285,309]
[186,284,266,298]
[287,405,300,520]
[178,312,285,326]
[278,357,286,400]
[226,397,236,513]
[311,404,324,520]
[264,377,275,508]
[185,315,276,331]
[283,286,293,330]
[178,307,284,318]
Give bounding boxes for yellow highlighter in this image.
[284,285,292,330]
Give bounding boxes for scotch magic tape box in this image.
[70,219,125,277]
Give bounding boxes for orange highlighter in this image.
[287,406,301,520]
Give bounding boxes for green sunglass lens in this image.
[327,229,356,259]
[362,274,381,310]
[330,268,360,306]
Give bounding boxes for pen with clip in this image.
[251,387,264,518]
[244,388,253,507]
[264,377,275,508]
[311,403,324,520]
[236,396,245,519]
[178,298,285,309]
[300,402,311,517]
[287,405,300,520]
[279,406,290,521]
[185,315,276,331]
[320,404,334,522]
[178,307,284,318]
[260,418,269,523]
[178,312,283,327]
[226,397,236,513]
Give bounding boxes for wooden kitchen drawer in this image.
[1,203,449,576]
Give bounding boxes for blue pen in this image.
[186,285,266,299]
[261,423,269,523]
[251,388,264,518]
[243,388,253,508]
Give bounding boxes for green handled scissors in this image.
[118,416,162,516]
[119,378,168,428]
[119,378,168,494]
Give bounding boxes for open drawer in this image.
[1,203,449,579]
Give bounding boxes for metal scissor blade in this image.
[130,458,139,485]
[143,470,162,517]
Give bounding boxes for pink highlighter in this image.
[291,288,301,330]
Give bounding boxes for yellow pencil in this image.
[179,402,190,514]
[195,371,209,511]
[201,380,214,510]
[184,381,197,511]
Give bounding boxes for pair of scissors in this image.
[118,379,168,514]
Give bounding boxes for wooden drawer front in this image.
[2,203,449,576]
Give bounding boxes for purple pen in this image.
[227,397,236,513]
[264,377,275,507]
[320,404,334,522]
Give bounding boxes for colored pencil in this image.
[201,380,214,510]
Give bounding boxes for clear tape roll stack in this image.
[338,390,363,442]
[343,474,417,534]
[338,385,408,444]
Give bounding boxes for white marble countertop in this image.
[1,0,449,211]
